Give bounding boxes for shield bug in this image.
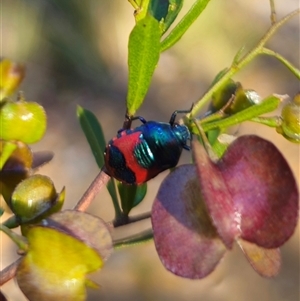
[104,108,191,184]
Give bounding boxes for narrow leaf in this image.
[118,182,147,215]
[149,0,184,33]
[127,15,161,115]
[0,141,17,170]
[77,106,119,210]
[160,0,211,52]
[163,0,184,33]
[198,95,282,133]
[77,105,106,168]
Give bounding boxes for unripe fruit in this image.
[0,100,46,144]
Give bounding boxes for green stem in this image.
[260,47,300,79]
[128,0,140,11]
[2,215,20,229]
[269,0,277,24]
[113,228,153,248]
[134,0,151,22]
[113,211,151,227]
[188,9,300,118]
[0,224,28,251]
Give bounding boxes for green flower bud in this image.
[279,94,300,142]
[210,80,261,114]
[11,175,57,224]
[229,84,261,114]
[210,79,237,113]
[0,140,33,204]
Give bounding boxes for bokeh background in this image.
[1,0,299,300]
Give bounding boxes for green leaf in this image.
[149,0,169,22]
[149,0,183,33]
[0,141,17,170]
[160,0,211,52]
[232,46,246,65]
[77,106,121,214]
[77,106,106,168]
[0,59,25,100]
[208,129,229,158]
[127,15,161,115]
[162,0,184,33]
[134,0,151,22]
[118,182,147,215]
[197,95,282,133]
[210,68,230,87]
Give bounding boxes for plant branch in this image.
[113,228,153,248]
[113,211,151,227]
[0,225,28,251]
[188,9,300,118]
[269,0,277,24]
[260,47,300,79]
[74,169,111,212]
[128,211,151,224]
[0,257,22,286]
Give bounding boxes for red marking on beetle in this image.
[109,131,158,184]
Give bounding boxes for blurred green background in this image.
[1,0,299,300]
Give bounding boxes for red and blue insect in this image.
[104,108,191,185]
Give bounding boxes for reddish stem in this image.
[0,257,22,286]
[74,169,111,212]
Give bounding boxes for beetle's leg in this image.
[169,103,194,125]
[121,114,147,132]
[125,114,147,124]
[183,129,193,151]
[132,116,147,124]
[117,128,126,134]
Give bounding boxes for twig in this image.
[74,169,111,212]
[113,228,153,248]
[0,257,22,286]
[188,8,300,117]
[128,211,151,224]
[269,0,277,24]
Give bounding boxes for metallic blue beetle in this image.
[104,108,191,185]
